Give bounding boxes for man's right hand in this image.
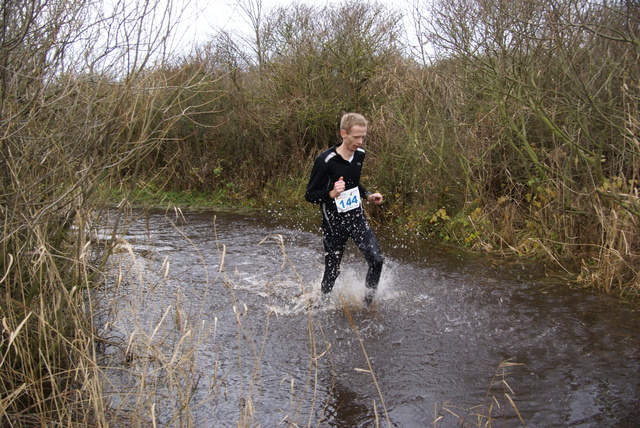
[330,176,345,199]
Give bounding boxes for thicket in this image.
[153,0,639,298]
[0,0,638,424]
[0,0,220,424]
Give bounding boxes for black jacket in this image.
[305,144,370,217]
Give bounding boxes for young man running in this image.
[305,113,384,306]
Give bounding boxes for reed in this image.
[0,206,109,426]
[1,0,228,423]
[341,301,392,427]
[433,360,525,427]
[96,211,216,426]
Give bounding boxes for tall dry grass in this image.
[433,360,526,427]
[0,0,222,424]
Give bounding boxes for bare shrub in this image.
[408,0,640,295]
[0,0,224,424]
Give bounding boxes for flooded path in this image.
[100,208,640,427]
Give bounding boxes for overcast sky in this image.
[170,0,412,52]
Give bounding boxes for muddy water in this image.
[101,208,640,427]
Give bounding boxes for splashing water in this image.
[98,208,640,427]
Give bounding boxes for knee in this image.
[325,249,342,265]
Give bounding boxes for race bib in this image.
[335,187,362,213]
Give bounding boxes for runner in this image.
[305,113,384,306]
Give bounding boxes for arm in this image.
[305,158,338,204]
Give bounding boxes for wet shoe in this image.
[308,292,330,309]
[364,289,376,307]
[321,292,331,305]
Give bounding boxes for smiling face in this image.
[340,124,367,154]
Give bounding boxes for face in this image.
[340,124,367,153]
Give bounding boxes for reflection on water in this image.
[99,208,640,427]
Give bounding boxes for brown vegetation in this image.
[0,0,220,424]
[154,0,639,299]
[0,0,638,424]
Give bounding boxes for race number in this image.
[336,187,362,213]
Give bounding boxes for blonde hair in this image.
[340,113,368,133]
